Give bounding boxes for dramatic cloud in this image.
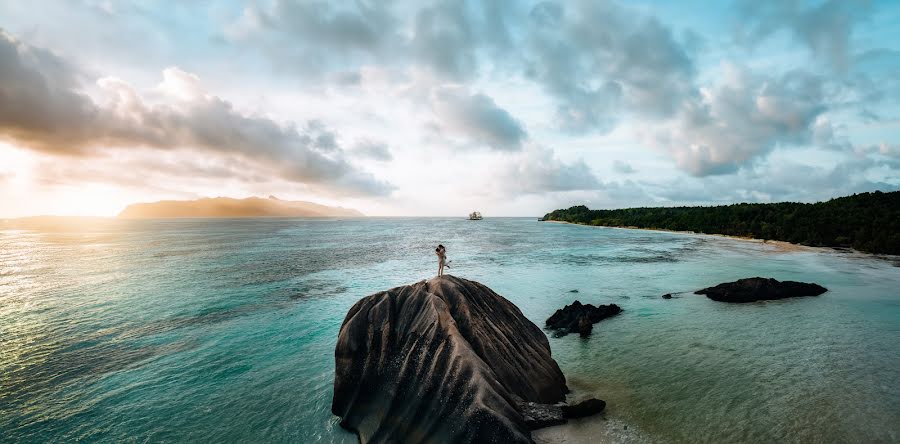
[525,1,695,132]
[737,0,873,71]
[429,86,527,150]
[411,1,481,80]
[221,0,695,135]
[0,30,98,153]
[1,1,897,216]
[225,1,400,76]
[0,30,392,197]
[652,64,828,176]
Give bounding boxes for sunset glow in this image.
[1,1,898,218]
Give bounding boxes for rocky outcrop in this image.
[517,401,565,430]
[332,275,569,443]
[561,399,607,418]
[517,398,607,430]
[546,300,622,337]
[695,277,828,303]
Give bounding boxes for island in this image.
[117,196,363,219]
[541,191,900,255]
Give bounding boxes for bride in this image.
[435,244,450,277]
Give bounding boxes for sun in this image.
[0,145,133,218]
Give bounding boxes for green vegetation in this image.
[542,191,900,255]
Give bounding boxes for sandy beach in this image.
[543,220,818,253]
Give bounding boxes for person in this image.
[435,244,450,277]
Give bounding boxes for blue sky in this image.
[0,0,898,216]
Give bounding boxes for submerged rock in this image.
[332,275,569,443]
[561,398,606,418]
[695,277,827,303]
[517,401,565,430]
[517,397,607,430]
[546,300,622,337]
[662,293,673,299]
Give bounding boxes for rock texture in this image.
[517,401,565,430]
[332,275,569,443]
[516,398,607,430]
[695,277,828,303]
[546,300,622,337]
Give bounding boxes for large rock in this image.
[695,277,828,303]
[332,275,569,443]
[546,300,622,337]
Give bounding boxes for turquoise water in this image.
[1,218,898,443]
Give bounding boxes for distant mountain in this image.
[118,196,364,219]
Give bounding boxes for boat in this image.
[468,211,483,220]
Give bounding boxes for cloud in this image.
[28,151,245,196]
[524,1,696,132]
[221,1,696,135]
[651,64,828,176]
[0,30,392,197]
[855,142,900,170]
[498,144,602,194]
[648,156,899,204]
[429,86,527,151]
[411,1,480,80]
[874,142,900,158]
[0,29,98,154]
[409,0,521,79]
[736,0,873,71]
[352,139,392,161]
[3,1,896,216]
[223,0,522,81]
[224,0,400,76]
[536,153,899,210]
[613,160,636,174]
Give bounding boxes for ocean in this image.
[1,218,898,443]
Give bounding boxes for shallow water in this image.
[1,218,898,443]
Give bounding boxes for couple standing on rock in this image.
[435,244,451,277]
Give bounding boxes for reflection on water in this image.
[1,218,898,443]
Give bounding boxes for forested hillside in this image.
[542,191,900,254]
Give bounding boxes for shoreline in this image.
[543,220,820,253]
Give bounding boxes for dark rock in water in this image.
[546,300,622,337]
[561,398,606,418]
[516,401,565,430]
[516,398,607,429]
[662,293,673,299]
[332,275,569,443]
[569,289,579,293]
[695,277,827,303]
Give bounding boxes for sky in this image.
[0,0,898,217]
